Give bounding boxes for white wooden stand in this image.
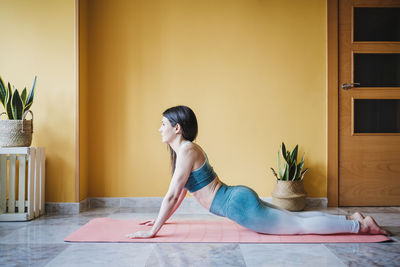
[0,147,45,221]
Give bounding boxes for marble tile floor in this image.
[1,207,399,267]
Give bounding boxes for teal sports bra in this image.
[183,143,217,193]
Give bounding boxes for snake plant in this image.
[0,76,36,120]
[270,142,309,181]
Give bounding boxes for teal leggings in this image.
[209,183,360,235]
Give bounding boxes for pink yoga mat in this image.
[64,218,391,243]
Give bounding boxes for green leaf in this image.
[291,145,298,164]
[24,101,33,113]
[291,162,297,180]
[270,168,279,179]
[0,76,6,108]
[24,76,36,114]
[282,142,287,161]
[296,153,305,179]
[283,163,289,181]
[285,150,292,167]
[300,168,309,180]
[6,83,13,119]
[25,76,36,106]
[278,150,283,179]
[276,143,307,181]
[21,87,27,105]
[288,158,296,180]
[11,89,23,120]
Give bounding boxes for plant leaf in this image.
[0,76,6,108]
[270,168,279,179]
[291,145,298,164]
[21,87,27,105]
[6,83,13,119]
[11,89,23,120]
[286,151,291,165]
[24,101,33,113]
[283,163,289,181]
[296,153,305,179]
[24,76,36,114]
[290,161,297,180]
[300,168,309,180]
[282,142,287,161]
[278,150,283,179]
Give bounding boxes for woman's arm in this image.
[138,187,187,227]
[150,156,193,235]
[165,188,188,222]
[128,193,179,238]
[135,148,193,238]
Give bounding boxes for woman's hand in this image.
[126,230,155,239]
[139,220,155,226]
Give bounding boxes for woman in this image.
[127,105,388,238]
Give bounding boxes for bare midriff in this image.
[187,142,223,211]
[192,175,222,211]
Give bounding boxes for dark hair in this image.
[162,105,198,174]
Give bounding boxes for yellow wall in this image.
[86,0,327,198]
[0,0,77,202]
[0,0,327,203]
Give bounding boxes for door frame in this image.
[327,0,339,207]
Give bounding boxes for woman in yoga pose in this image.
[127,105,388,238]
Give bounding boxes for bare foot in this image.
[347,212,364,221]
[359,216,389,235]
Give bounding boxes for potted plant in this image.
[270,142,309,211]
[0,75,36,147]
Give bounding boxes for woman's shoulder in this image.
[180,142,205,160]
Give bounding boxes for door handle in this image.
[342,83,360,90]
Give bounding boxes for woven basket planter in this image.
[0,110,33,147]
[272,180,307,211]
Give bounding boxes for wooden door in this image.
[339,0,400,206]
